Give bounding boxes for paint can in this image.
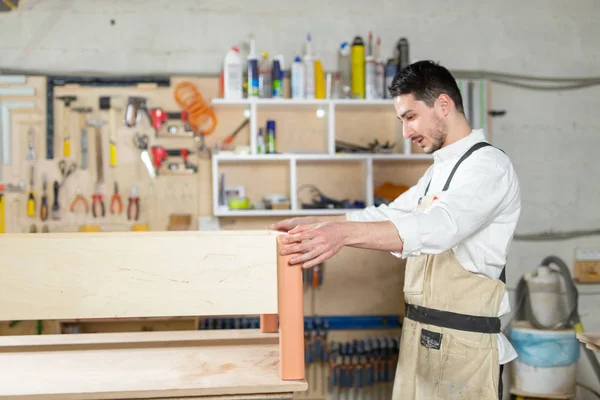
[509,321,579,398]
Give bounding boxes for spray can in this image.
[257,128,265,154]
[291,56,305,99]
[272,59,282,98]
[395,37,410,69]
[384,58,398,98]
[247,35,259,98]
[266,120,276,154]
[375,36,385,99]
[351,36,365,99]
[259,52,272,98]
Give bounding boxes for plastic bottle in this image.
[375,36,385,99]
[314,58,325,99]
[257,128,265,154]
[266,120,276,154]
[304,33,315,99]
[272,59,282,98]
[351,36,365,99]
[338,42,351,98]
[259,52,272,98]
[223,47,243,99]
[247,35,259,98]
[365,54,376,99]
[291,56,305,99]
[395,37,410,69]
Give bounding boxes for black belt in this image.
[405,303,501,334]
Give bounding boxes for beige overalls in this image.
[391,142,507,400]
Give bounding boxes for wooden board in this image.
[0,329,307,399]
[0,230,280,321]
[577,332,600,351]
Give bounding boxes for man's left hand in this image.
[280,221,349,269]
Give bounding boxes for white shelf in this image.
[213,152,432,162]
[211,98,394,107]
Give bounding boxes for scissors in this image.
[58,159,76,186]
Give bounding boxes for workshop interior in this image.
[1,1,600,400]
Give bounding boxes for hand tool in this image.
[110,182,122,214]
[26,127,36,161]
[0,188,4,234]
[124,96,151,128]
[27,165,35,217]
[149,108,189,135]
[127,185,139,221]
[51,180,60,220]
[72,107,93,170]
[92,183,105,218]
[70,188,89,214]
[87,119,106,184]
[132,133,155,179]
[100,96,123,167]
[39,174,48,221]
[56,95,77,157]
[222,117,249,146]
[151,146,197,173]
[58,159,76,186]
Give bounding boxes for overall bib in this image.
[391,142,507,400]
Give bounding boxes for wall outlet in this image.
[574,248,600,283]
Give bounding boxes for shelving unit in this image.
[210,79,489,217]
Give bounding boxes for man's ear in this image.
[436,94,452,116]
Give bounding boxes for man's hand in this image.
[268,216,318,232]
[280,221,349,269]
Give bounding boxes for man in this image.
[270,60,521,399]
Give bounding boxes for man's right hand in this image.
[268,216,318,232]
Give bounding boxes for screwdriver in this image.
[51,180,60,220]
[40,174,48,221]
[27,165,35,217]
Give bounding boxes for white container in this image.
[304,33,315,99]
[291,56,305,99]
[223,47,243,99]
[509,321,579,398]
[526,265,563,327]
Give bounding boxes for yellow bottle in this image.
[351,36,365,99]
[314,59,325,99]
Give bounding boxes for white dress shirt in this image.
[346,129,520,364]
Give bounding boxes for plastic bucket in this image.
[508,321,579,398]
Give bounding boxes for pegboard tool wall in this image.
[0,73,433,326]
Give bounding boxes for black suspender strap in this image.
[424,141,493,196]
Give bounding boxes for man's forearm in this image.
[342,220,404,253]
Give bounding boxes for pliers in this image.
[91,184,105,218]
[110,182,123,215]
[127,184,139,221]
[70,188,89,213]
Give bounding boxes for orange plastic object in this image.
[260,314,278,333]
[276,235,305,381]
[173,82,218,135]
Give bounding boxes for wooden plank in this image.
[276,236,304,381]
[0,230,280,321]
[577,332,600,351]
[0,330,307,399]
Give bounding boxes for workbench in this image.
[0,230,308,399]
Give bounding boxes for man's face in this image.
[394,93,447,154]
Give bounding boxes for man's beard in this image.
[423,114,447,154]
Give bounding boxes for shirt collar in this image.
[432,129,487,163]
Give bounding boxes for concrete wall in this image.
[2,0,600,398]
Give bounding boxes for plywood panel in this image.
[0,329,307,399]
[0,230,279,321]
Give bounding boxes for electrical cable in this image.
[514,228,600,241]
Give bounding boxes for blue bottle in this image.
[266,120,276,154]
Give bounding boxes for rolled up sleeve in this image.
[350,156,512,259]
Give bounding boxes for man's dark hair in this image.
[388,60,464,114]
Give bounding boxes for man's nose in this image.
[402,123,412,139]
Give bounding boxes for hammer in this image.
[72,107,93,169]
[86,120,107,185]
